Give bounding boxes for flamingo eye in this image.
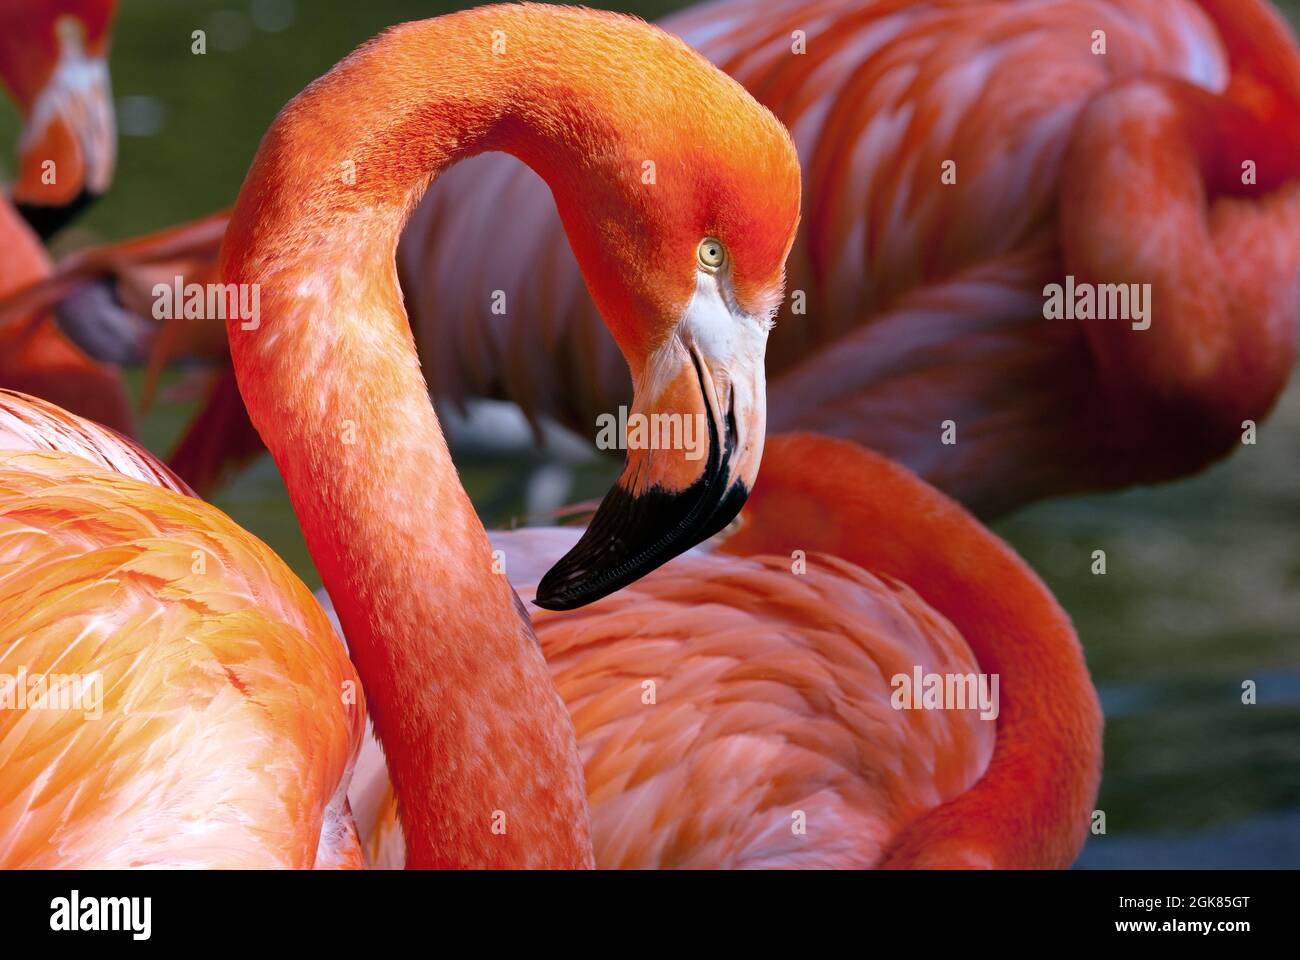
[697,238,726,270]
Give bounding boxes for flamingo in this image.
[1,387,1101,868]
[15,0,1300,516]
[0,3,803,868]
[350,432,1102,869]
[0,0,117,238]
[0,0,129,432]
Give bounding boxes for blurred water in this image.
[5,0,1300,867]
[1009,372,1300,866]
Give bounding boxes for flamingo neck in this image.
[865,486,1103,869]
[722,435,1102,868]
[214,6,691,868]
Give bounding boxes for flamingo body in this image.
[360,544,996,868]
[0,392,364,868]
[352,434,1101,870]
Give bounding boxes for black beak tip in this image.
[531,584,581,612]
[532,477,751,612]
[535,350,750,611]
[15,188,99,240]
[532,559,586,611]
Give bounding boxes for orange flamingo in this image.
[36,0,1298,515]
[0,0,117,238]
[1,4,803,868]
[351,432,1102,869]
[0,0,129,432]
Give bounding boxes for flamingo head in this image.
[533,39,801,609]
[0,0,117,238]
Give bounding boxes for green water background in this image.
[3,0,1298,866]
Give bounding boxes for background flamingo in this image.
[16,0,1300,519]
[0,0,117,238]
[0,0,129,432]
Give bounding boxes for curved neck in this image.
[722,435,1102,868]
[216,7,666,868]
[869,494,1102,869]
[1061,75,1300,472]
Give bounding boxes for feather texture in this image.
[0,391,364,867]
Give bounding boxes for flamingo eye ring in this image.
[697,237,726,270]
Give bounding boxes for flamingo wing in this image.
[534,551,995,869]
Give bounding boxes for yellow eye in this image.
[697,237,726,270]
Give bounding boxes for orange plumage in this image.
[353,433,1101,869]
[0,391,364,868]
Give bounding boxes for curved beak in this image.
[535,272,769,610]
[12,19,115,239]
